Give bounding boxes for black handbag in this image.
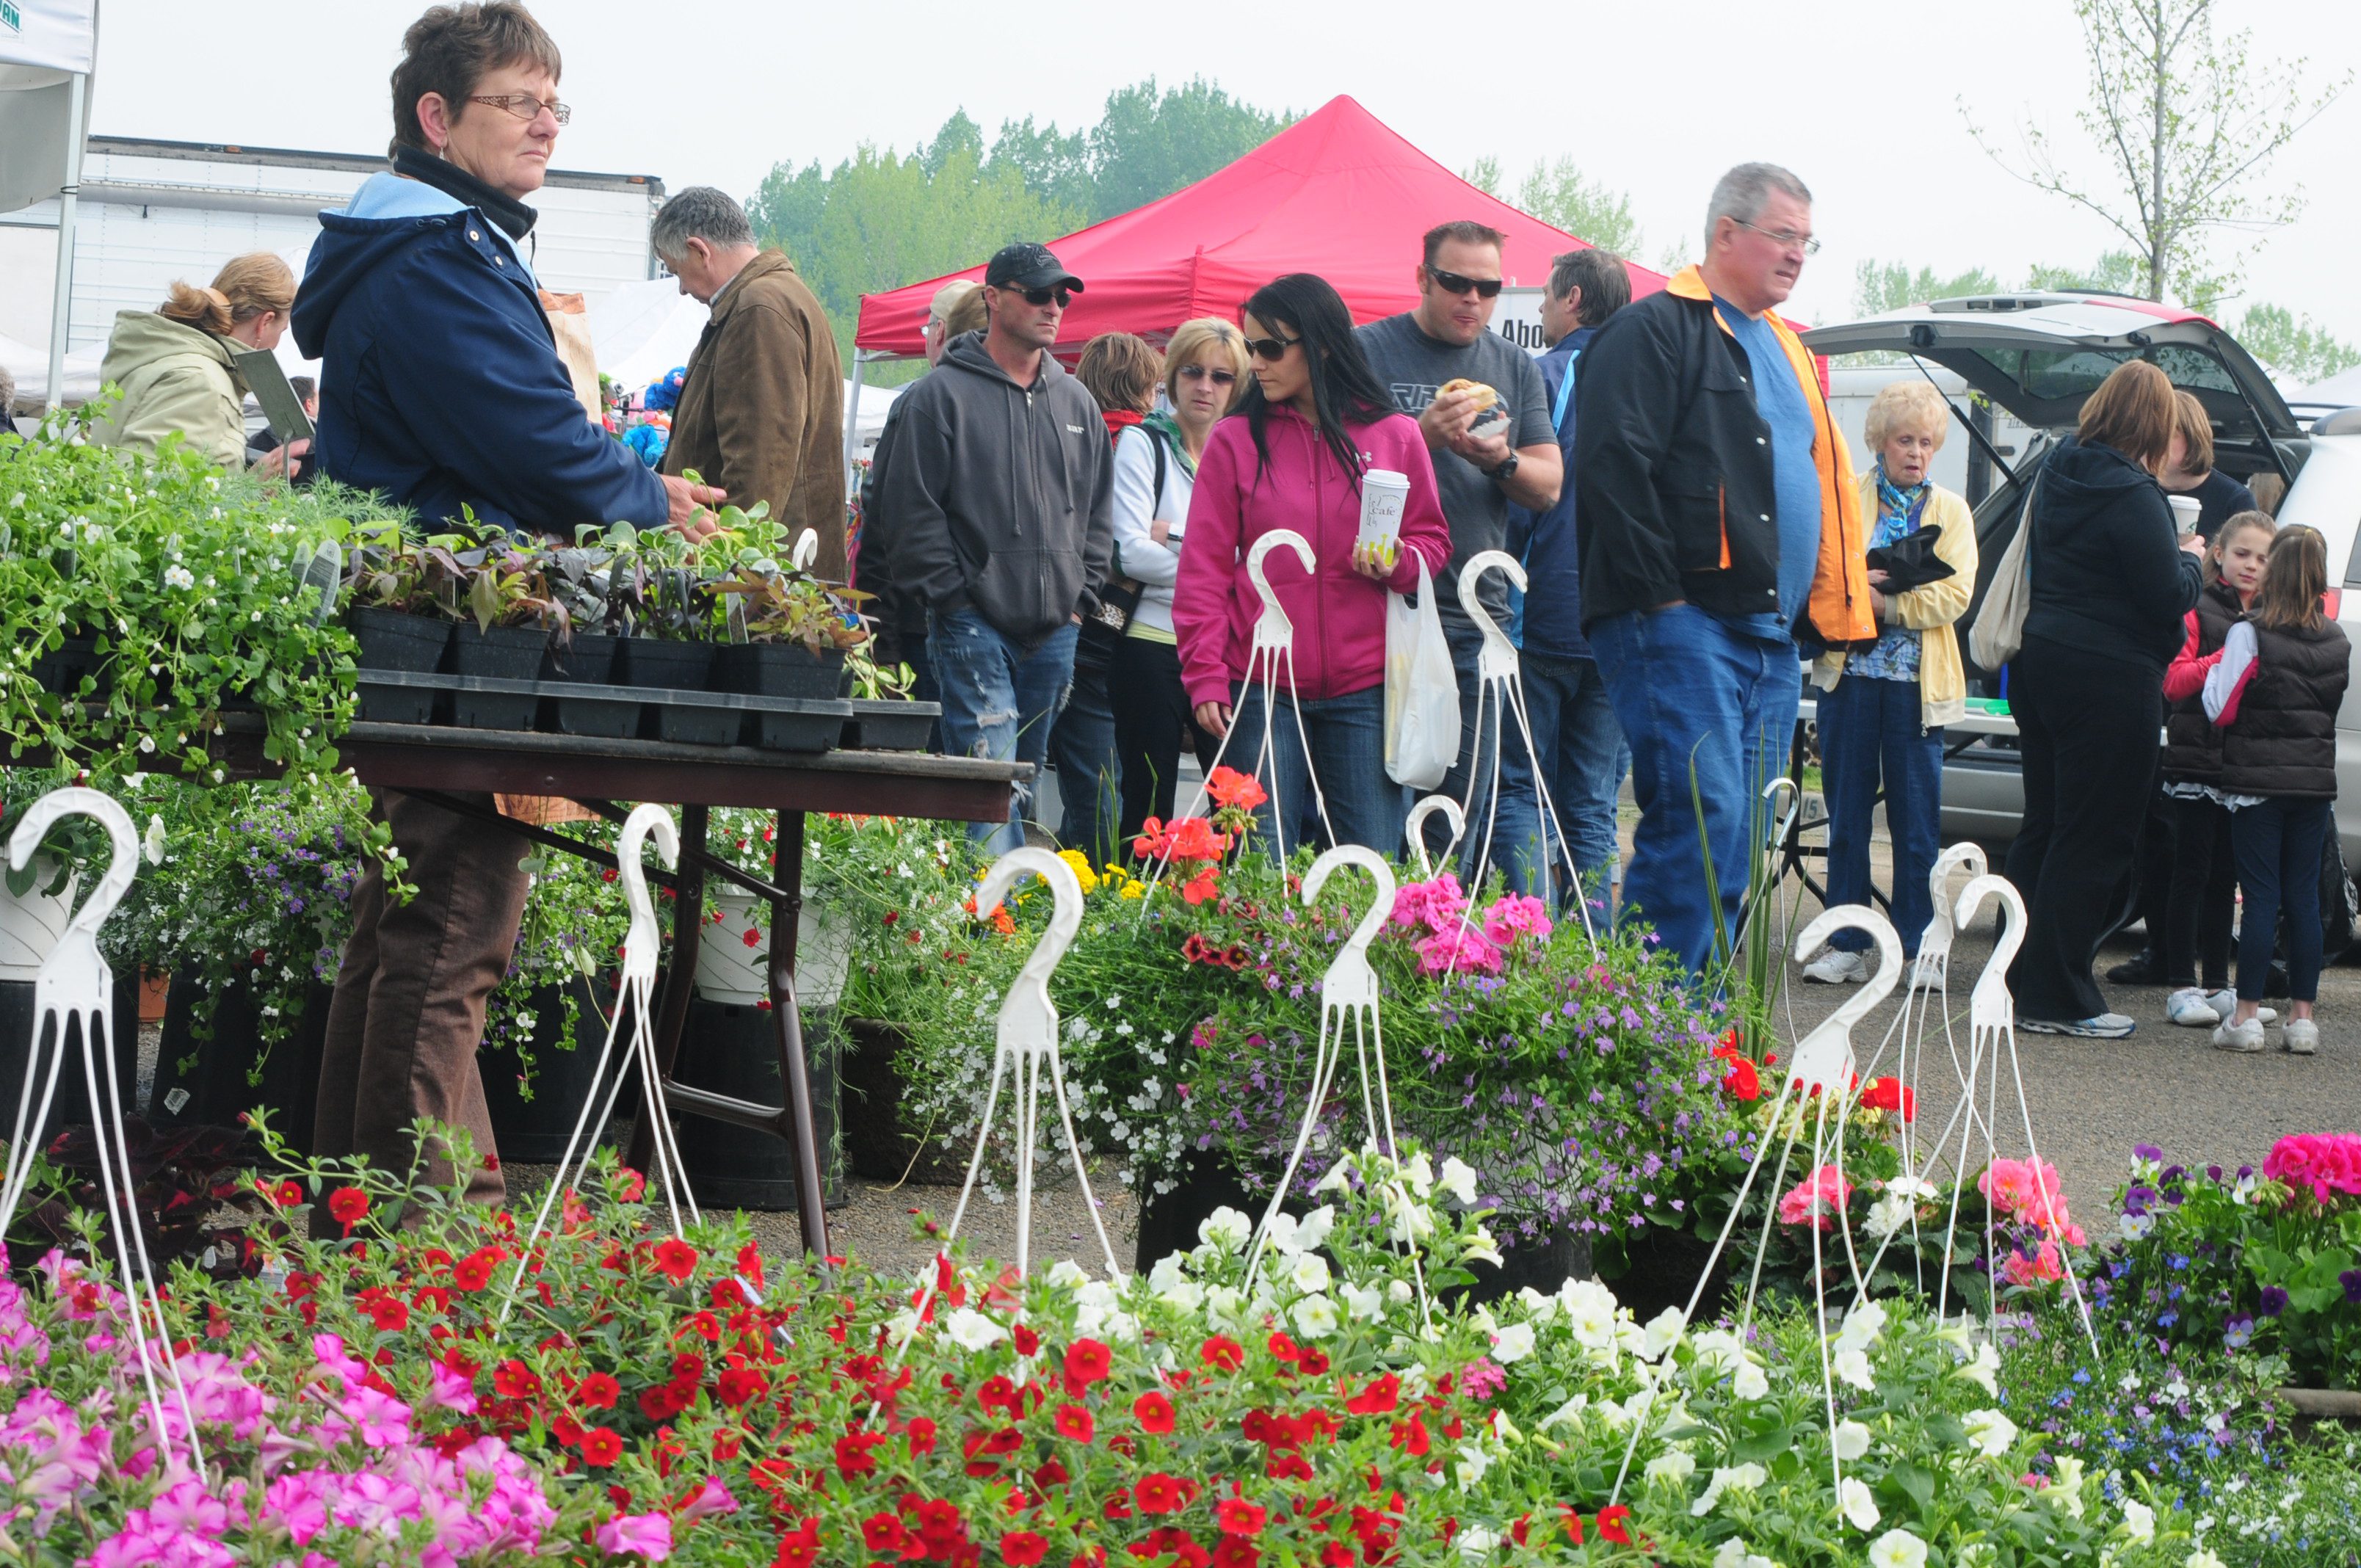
[1076,428,1167,667]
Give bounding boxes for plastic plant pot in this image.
[447,624,548,730]
[540,633,635,738]
[711,642,847,703]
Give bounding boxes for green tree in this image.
[1462,155,1645,258]
[1851,259,2006,317]
[2233,302,2361,385]
[987,115,1092,213]
[2022,250,2151,295]
[1086,77,1294,222]
[1963,0,2347,305]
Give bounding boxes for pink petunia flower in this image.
[595,1509,675,1561]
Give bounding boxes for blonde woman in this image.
[1802,379,1978,988]
[1111,317,1249,838]
[93,253,295,468]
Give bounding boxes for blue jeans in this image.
[1410,614,1538,890]
[927,608,1078,856]
[1511,650,1628,918]
[1818,673,1943,955]
[2232,796,2332,1003]
[1229,681,1403,860]
[1050,656,1121,864]
[1589,605,1802,976]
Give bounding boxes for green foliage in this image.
[2023,250,2153,297]
[2233,302,2361,385]
[1081,77,1294,223]
[1852,258,2007,317]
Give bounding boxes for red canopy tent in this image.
[852,94,1669,359]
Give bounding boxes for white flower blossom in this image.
[1835,1419,1872,1460]
[1490,1321,1537,1363]
[2122,1500,2155,1543]
[1537,1393,1588,1432]
[1839,1476,1880,1532]
[1287,1252,1332,1296]
[943,1308,1006,1352]
[1834,1347,1875,1390]
[1712,1540,1776,1568]
[1290,1293,1339,1340]
[163,565,195,591]
[1866,1192,1914,1239]
[1959,1340,2001,1396]
[1452,1443,1492,1489]
[1639,1306,1685,1360]
[1198,1207,1252,1254]
[1691,1462,1766,1517]
[2186,1551,2227,1568]
[1732,1361,1771,1401]
[1437,1155,1479,1205]
[1644,1449,1696,1487]
[1868,1528,1929,1568]
[1460,1224,1504,1268]
[2052,1455,2086,1518]
[1962,1408,2019,1459]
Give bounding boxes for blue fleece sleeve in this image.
[372,253,667,531]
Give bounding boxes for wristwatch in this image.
[1487,451,1520,483]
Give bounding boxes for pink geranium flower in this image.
[2262,1133,2361,1202]
[1979,1157,2079,1239]
[1480,893,1553,948]
[1390,873,1468,932]
[1777,1165,1854,1229]
[1414,926,1504,977]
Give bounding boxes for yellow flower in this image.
[1056,848,1101,895]
[1119,879,1147,900]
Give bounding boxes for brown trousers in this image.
[314,791,529,1205]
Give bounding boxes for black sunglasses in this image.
[1427,267,1504,300]
[1178,364,1238,385]
[1242,333,1300,361]
[1001,284,1072,308]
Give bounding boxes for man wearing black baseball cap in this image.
[877,242,1114,851]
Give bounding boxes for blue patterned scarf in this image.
[1874,459,1930,538]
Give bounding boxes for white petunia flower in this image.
[1835,1419,1872,1460]
[1639,1306,1685,1360]
[1690,1462,1766,1517]
[1835,1299,1888,1355]
[1490,1321,1537,1363]
[1834,1348,1875,1391]
[1732,1360,1771,1401]
[1288,1252,1332,1296]
[1342,1281,1385,1321]
[1712,1540,1776,1568]
[2186,1551,2227,1568]
[2122,1499,2155,1543]
[1198,1207,1252,1254]
[2052,1455,2086,1518]
[1537,1393,1589,1432]
[943,1308,1007,1352]
[1868,1528,1929,1568]
[1291,1294,1339,1340]
[1515,1285,1559,1323]
[1839,1476,1880,1532]
[1453,1524,1498,1556]
[1959,1340,2001,1396]
[1459,1224,1504,1268]
[1452,1443,1492,1488]
[1644,1450,1697,1486]
[1045,1259,1089,1288]
[1962,1408,2019,1459]
[1438,1155,1479,1205]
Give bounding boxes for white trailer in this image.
[1,134,664,402]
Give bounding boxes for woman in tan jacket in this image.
[1802,380,1979,988]
[91,252,294,468]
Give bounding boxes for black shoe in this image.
[2106,949,2165,986]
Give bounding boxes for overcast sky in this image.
[84,0,2361,341]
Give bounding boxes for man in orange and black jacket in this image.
[1574,161,1874,976]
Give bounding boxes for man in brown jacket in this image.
[656,186,849,576]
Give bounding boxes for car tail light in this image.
[2326,589,2343,619]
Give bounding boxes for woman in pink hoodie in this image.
[1173,273,1452,855]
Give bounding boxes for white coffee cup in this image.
[1357,469,1410,567]
[2169,495,2202,537]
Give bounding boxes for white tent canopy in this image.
[1,1,98,410]
[2301,363,2361,410]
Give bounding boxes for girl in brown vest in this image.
[2204,526,2350,1053]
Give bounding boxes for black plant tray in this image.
[352,672,849,753]
[842,699,940,752]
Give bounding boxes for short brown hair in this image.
[2076,360,2177,473]
[2250,524,2329,634]
[1423,220,1506,268]
[1548,248,1631,327]
[1076,333,1163,418]
[2170,390,2215,476]
[391,3,563,156]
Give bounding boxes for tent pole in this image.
[841,350,868,496]
[43,71,87,415]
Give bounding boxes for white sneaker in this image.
[2166,987,2222,1028]
[2213,1017,2266,1053]
[2206,990,2277,1026]
[1908,954,1943,992]
[1802,948,1868,984]
[2282,1018,2319,1056]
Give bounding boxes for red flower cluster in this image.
[1712,1037,1761,1102]
[1180,933,1251,970]
[1861,1075,1917,1122]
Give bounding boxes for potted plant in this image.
[423,520,567,730]
[606,520,714,693]
[708,562,868,702]
[342,522,450,674]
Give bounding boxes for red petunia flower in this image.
[772,1517,822,1568]
[1133,1391,1175,1434]
[1596,1506,1632,1545]
[653,1237,700,1286]
[1213,1539,1261,1568]
[905,1416,938,1456]
[1012,1323,1041,1356]
[1063,1339,1111,1386]
[262,1178,303,1208]
[1001,1531,1050,1567]
[1134,1473,1183,1514]
[575,1371,620,1410]
[1265,1332,1300,1364]
[833,1432,882,1478]
[717,1365,769,1408]
[451,1247,500,1293]
[491,1359,540,1400]
[1200,1335,1244,1371]
[1054,1404,1095,1444]
[327,1186,371,1233]
[861,1513,908,1553]
[1216,1499,1267,1538]
[579,1426,623,1466]
[1345,1373,1400,1415]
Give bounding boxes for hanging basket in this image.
[695,891,854,1007]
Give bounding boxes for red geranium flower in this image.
[1862,1075,1917,1122]
[1063,1339,1111,1386]
[1711,1042,1761,1102]
[653,1238,700,1286]
[1216,1499,1266,1538]
[1133,1391,1175,1433]
[1134,1473,1183,1514]
[1054,1404,1095,1443]
[1001,1531,1050,1566]
[575,1371,620,1410]
[327,1186,370,1233]
[1205,766,1268,812]
[579,1426,623,1466]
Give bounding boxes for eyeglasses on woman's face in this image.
[1178,363,1238,386]
[1242,333,1300,361]
[471,93,571,126]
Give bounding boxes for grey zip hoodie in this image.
[877,330,1114,648]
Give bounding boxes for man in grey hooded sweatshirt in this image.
[880,242,1116,852]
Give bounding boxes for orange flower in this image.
[1205,766,1267,812]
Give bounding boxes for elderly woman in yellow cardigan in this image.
[1801,379,1979,989]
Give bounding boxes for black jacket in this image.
[1571,280,1865,641]
[2161,579,2244,784]
[2220,617,2350,799]
[874,331,1115,649]
[2020,436,2200,674]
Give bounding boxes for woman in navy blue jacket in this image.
[297,2,721,1208]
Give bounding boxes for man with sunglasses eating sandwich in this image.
[1358,220,1562,880]
[878,241,1117,853]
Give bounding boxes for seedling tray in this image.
[841,700,940,752]
[353,672,850,753]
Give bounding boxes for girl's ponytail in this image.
[158,280,234,335]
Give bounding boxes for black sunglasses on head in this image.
[1001,284,1072,308]
[1427,266,1503,299]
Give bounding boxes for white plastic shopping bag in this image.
[1385,554,1461,789]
